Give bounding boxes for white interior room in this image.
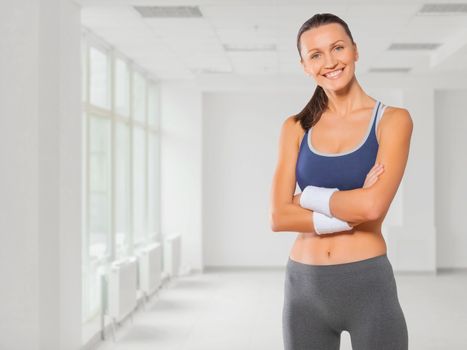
[1,0,466,349]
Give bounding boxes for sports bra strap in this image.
[375,103,387,132]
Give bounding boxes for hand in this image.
[363,162,384,189]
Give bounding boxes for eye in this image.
[310,46,343,59]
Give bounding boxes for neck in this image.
[322,75,373,118]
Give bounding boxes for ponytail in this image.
[294,85,328,130]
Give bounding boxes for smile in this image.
[323,68,344,79]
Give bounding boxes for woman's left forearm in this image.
[328,187,374,225]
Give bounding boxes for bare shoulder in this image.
[281,115,305,149]
[282,114,302,131]
[382,106,413,126]
[377,106,413,142]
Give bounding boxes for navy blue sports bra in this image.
[296,100,386,191]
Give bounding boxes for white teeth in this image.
[325,69,343,78]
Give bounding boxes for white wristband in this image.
[313,211,353,235]
[300,185,338,217]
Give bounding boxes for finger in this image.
[367,164,383,177]
[366,173,378,184]
[366,169,381,181]
[369,164,379,173]
[367,172,381,184]
[374,162,384,168]
[363,178,375,188]
[370,167,384,178]
[367,168,379,178]
[367,176,378,187]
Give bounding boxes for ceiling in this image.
[78,0,467,84]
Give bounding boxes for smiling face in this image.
[299,23,358,90]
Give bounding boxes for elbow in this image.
[269,211,282,232]
[366,198,383,221]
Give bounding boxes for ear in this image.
[354,42,359,61]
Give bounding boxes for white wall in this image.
[202,90,303,266]
[434,90,467,269]
[160,83,204,272]
[385,88,437,272]
[0,1,82,349]
[0,1,40,348]
[201,87,438,271]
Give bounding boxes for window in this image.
[115,58,130,117]
[132,126,146,245]
[132,71,146,123]
[115,121,130,257]
[89,47,110,109]
[89,115,112,259]
[147,83,160,128]
[148,132,161,239]
[81,30,161,323]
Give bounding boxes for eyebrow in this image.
[307,40,345,53]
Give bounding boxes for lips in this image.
[323,67,344,78]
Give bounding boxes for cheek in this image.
[308,62,322,74]
[304,62,319,76]
[344,51,357,62]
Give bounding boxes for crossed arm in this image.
[329,108,413,225]
[270,108,413,233]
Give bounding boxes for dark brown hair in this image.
[294,13,356,131]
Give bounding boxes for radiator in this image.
[137,242,162,295]
[163,233,181,277]
[107,257,137,323]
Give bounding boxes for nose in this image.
[323,52,338,69]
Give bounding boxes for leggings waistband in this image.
[287,253,390,276]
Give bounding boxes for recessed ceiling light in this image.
[133,6,203,18]
[223,44,276,52]
[368,67,412,73]
[418,3,467,14]
[388,43,442,50]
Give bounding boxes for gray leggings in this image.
[282,254,408,350]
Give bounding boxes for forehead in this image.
[300,23,347,51]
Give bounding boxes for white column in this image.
[160,83,204,272]
[0,1,82,349]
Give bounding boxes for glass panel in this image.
[115,58,129,117]
[132,71,146,123]
[89,47,109,109]
[148,133,161,240]
[133,126,146,244]
[82,258,104,322]
[147,83,159,127]
[115,122,130,258]
[89,116,111,259]
[82,109,88,322]
[82,40,87,103]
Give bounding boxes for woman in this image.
[269,13,412,350]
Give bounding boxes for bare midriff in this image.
[289,218,387,265]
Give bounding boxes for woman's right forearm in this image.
[270,204,317,233]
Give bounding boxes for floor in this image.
[95,266,467,350]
